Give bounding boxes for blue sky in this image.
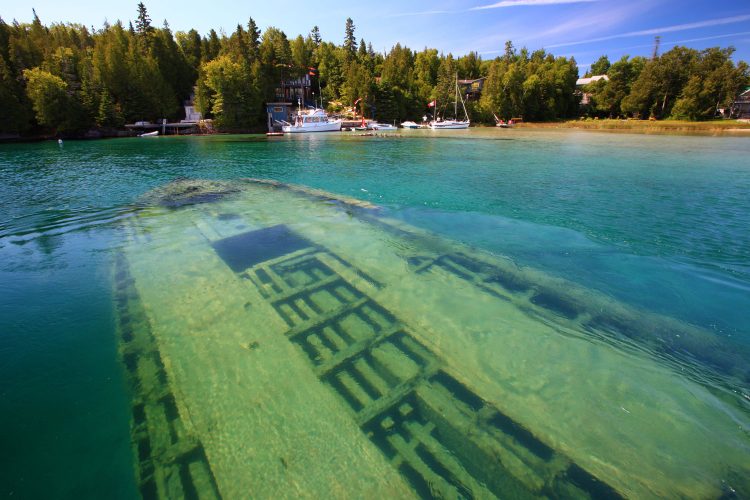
[4,0,749,73]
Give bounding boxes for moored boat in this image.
[430,119,470,130]
[371,123,397,131]
[281,108,342,133]
[429,74,470,130]
[400,121,421,129]
[494,114,515,128]
[139,131,159,137]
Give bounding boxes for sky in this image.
[3,0,749,73]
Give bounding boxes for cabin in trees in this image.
[275,74,314,107]
[575,75,609,106]
[730,87,750,119]
[458,78,486,101]
[181,96,202,123]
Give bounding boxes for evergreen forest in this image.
[0,4,747,136]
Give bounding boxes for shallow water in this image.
[1,129,749,498]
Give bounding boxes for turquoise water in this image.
[1,129,749,497]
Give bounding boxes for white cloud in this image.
[547,14,750,48]
[471,0,597,10]
[384,9,456,18]
[389,0,597,18]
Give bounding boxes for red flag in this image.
[427,100,436,107]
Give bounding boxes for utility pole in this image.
[652,36,661,59]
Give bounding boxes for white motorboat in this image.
[430,120,470,130]
[139,131,159,137]
[281,108,342,133]
[371,123,397,131]
[429,74,470,130]
[400,121,421,129]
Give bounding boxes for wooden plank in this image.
[315,325,402,378]
[356,363,438,427]
[270,274,342,305]
[285,296,369,340]
[386,431,458,498]
[249,246,318,271]
[403,419,498,499]
[337,369,374,408]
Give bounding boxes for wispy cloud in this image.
[384,9,457,18]
[617,31,750,53]
[472,0,644,55]
[471,0,597,10]
[547,14,750,48]
[535,1,647,39]
[387,0,597,18]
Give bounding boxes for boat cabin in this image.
[292,109,330,125]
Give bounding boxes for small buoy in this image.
[57,139,63,145]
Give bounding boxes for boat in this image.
[139,131,159,137]
[281,108,342,133]
[371,123,397,131]
[494,114,515,128]
[400,121,421,129]
[429,74,470,130]
[430,119,470,130]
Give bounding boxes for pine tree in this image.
[135,3,152,33]
[0,53,30,133]
[247,18,260,60]
[503,40,515,62]
[358,38,367,61]
[135,2,153,48]
[343,18,357,58]
[311,26,321,46]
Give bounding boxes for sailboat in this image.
[429,74,470,129]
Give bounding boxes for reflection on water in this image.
[116,179,749,499]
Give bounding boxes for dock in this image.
[125,119,201,135]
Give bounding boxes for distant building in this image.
[730,87,750,119]
[458,77,486,101]
[181,95,202,123]
[576,75,609,106]
[575,75,609,87]
[265,102,293,132]
[275,74,314,107]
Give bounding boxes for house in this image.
[265,102,294,132]
[181,95,202,123]
[458,77,486,101]
[275,74,314,107]
[576,75,609,106]
[730,87,750,119]
[575,75,609,87]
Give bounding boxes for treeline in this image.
[1,4,747,136]
[583,48,748,120]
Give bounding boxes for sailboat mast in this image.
[454,73,458,119]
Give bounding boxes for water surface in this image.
[1,129,749,498]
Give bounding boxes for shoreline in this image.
[513,119,750,135]
[3,120,750,144]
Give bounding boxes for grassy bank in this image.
[514,119,750,134]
